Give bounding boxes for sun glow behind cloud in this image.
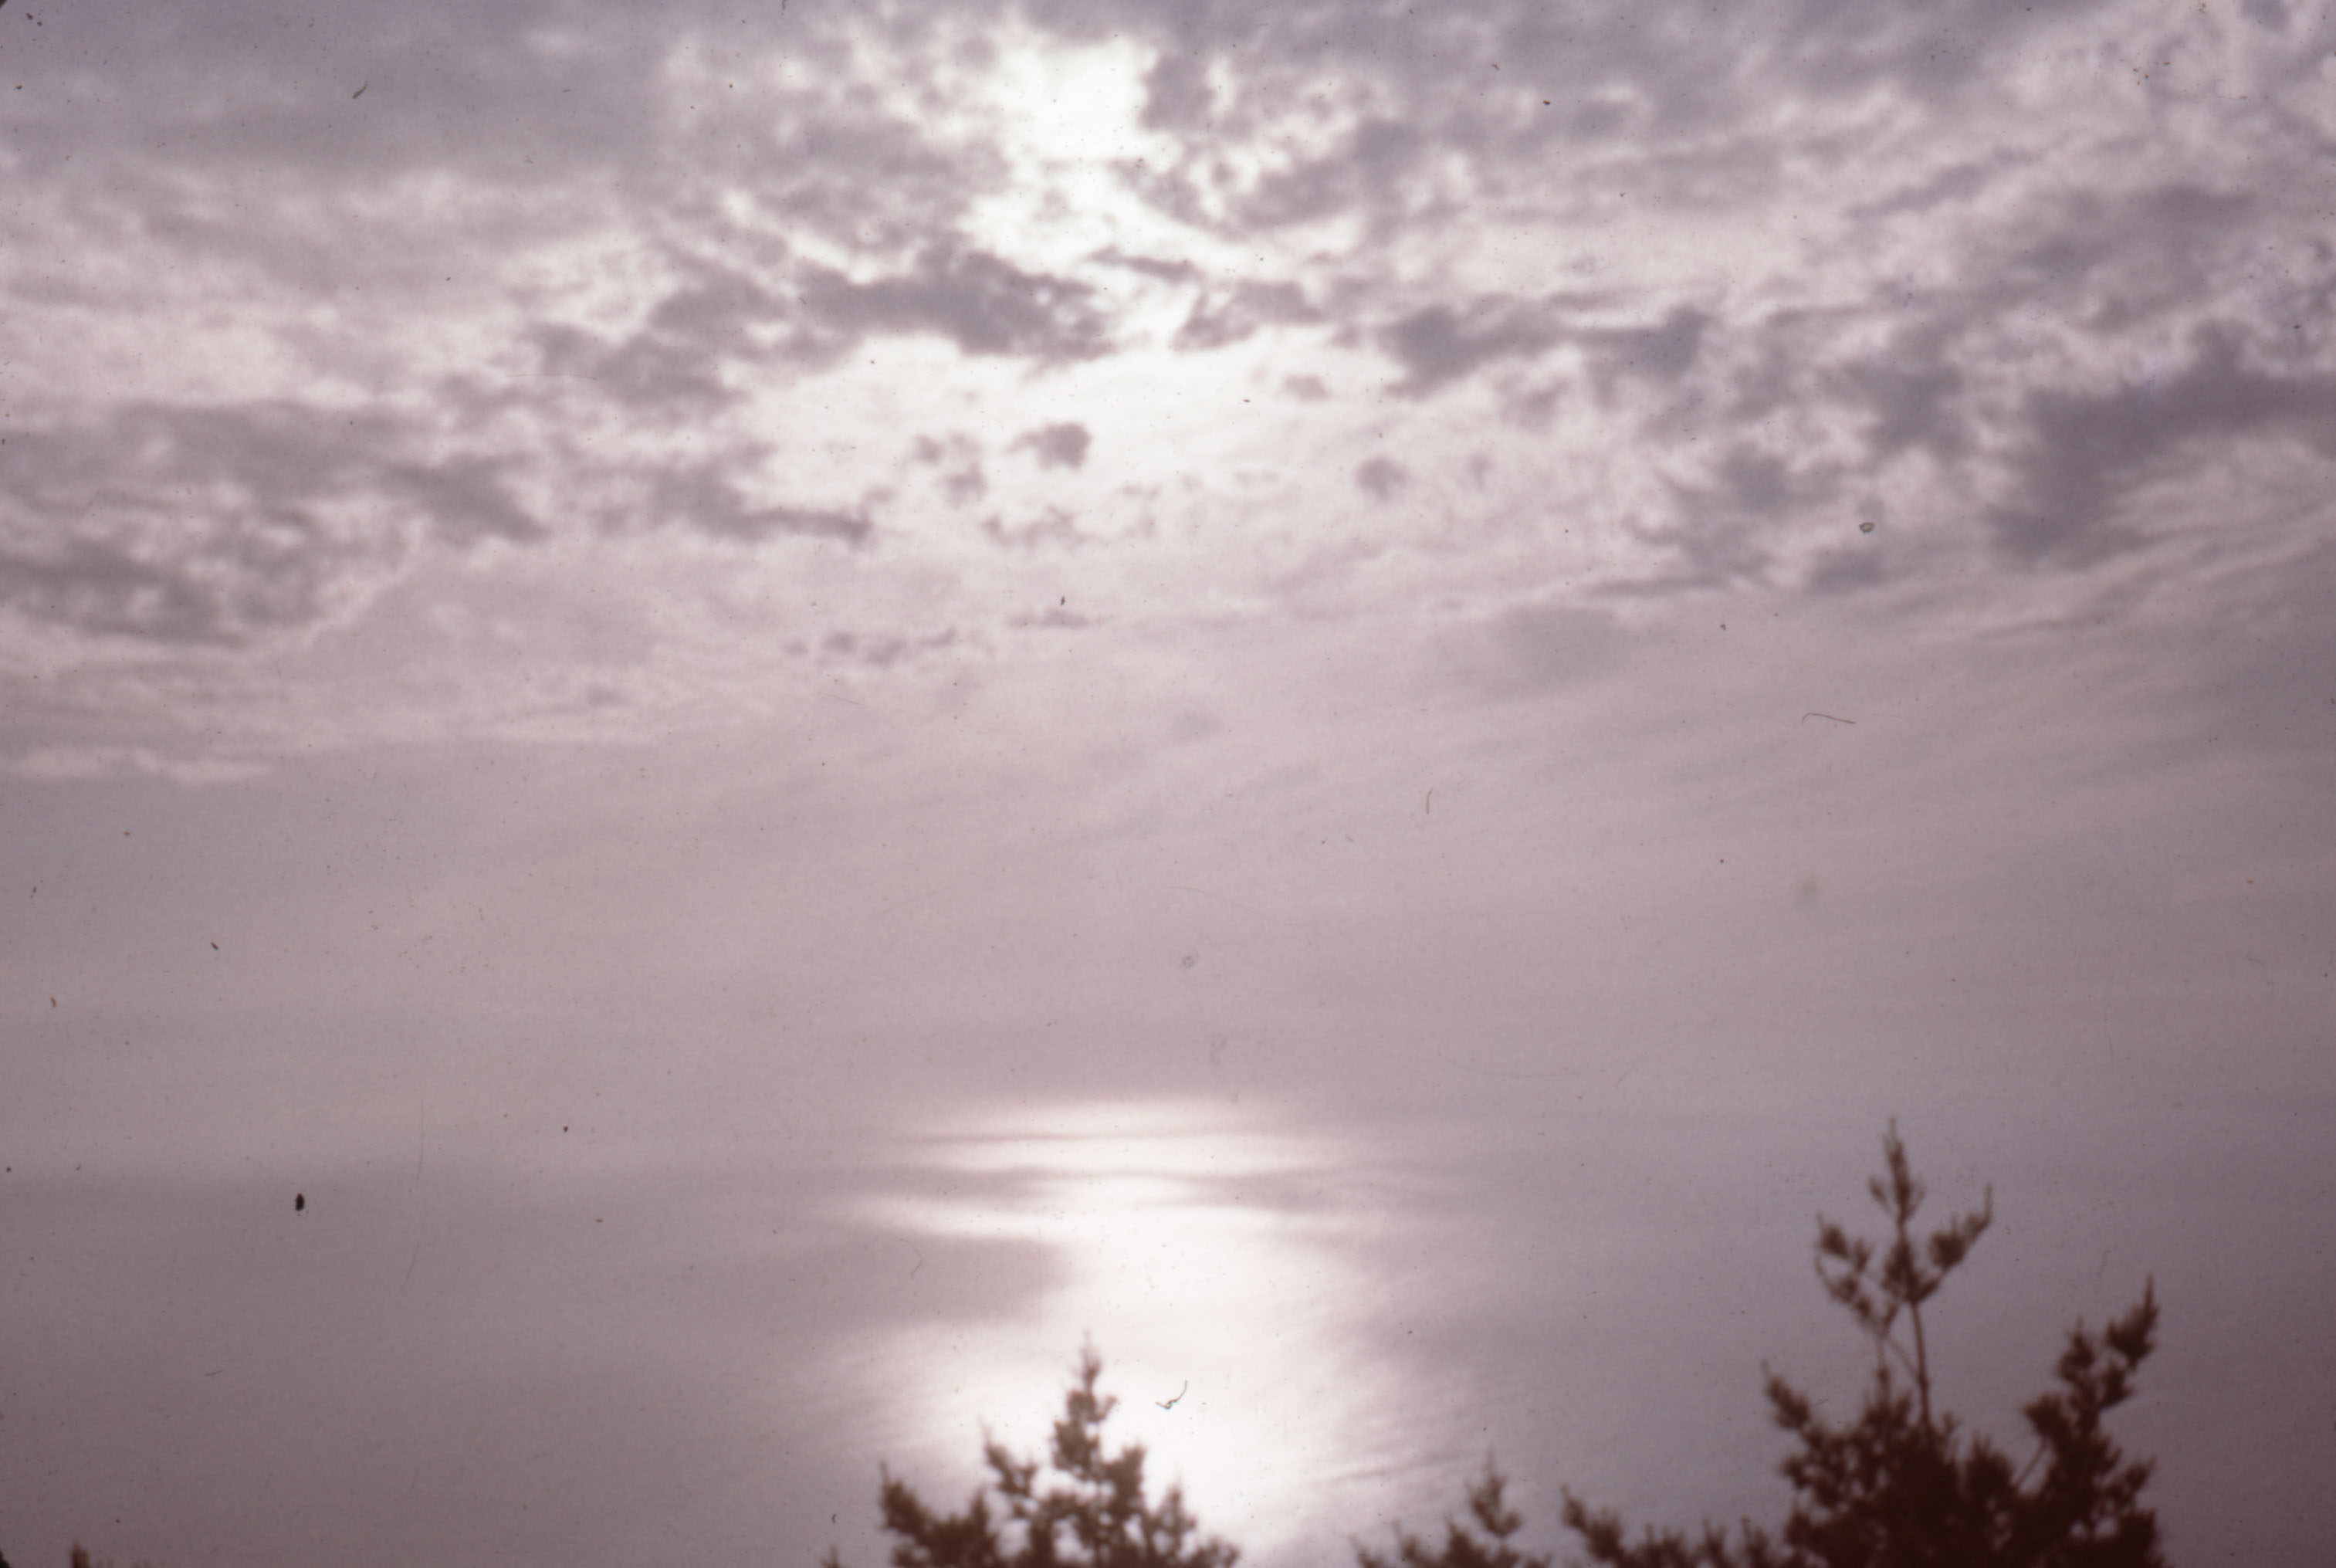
[952,29,1183,269]
[846,1096,1442,1560]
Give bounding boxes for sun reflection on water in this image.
[845,1096,1436,1564]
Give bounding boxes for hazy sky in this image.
[4,1,2334,1565]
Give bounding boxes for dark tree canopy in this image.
[838,1346,1238,1568]
[1356,1124,2168,1568]
[1554,1122,2168,1568]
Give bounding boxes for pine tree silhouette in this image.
[1371,1123,2168,1568]
[832,1346,1238,1568]
[1357,1456,1553,1568]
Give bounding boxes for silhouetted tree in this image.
[1375,1123,2168,1568]
[832,1346,1239,1568]
[1358,1456,1553,1568]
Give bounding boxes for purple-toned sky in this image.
[3,2,2334,1565]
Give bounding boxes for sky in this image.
[2,0,2334,1564]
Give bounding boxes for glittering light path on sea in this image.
[842,1096,1448,1562]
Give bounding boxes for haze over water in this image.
[5,1,2335,1565]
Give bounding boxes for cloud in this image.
[1847,157,2008,222]
[1992,184,2261,337]
[913,433,990,503]
[534,270,787,414]
[1761,0,2124,99]
[1374,296,1705,401]
[4,0,949,210]
[1174,281,1320,352]
[1034,0,2128,259]
[1834,347,1968,460]
[1092,249,1202,285]
[0,403,540,647]
[648,467,874,545]
[1579,309,1708,391]
[1380,300,1565,395]
[816,626,962,667]
[795,246,1111,363]
[1804,547,1890,594]
[1610,509,1779,595]
[380,458,547,547]
[539,243,1112,423]
[1235,118,1427,229]
[6,745,269,785]
[981,508,1090,551]
[1990,328,2336,564]
[1011,604,1098,630]
[2,0,2332,754]
[1017,423,1092,470]
[1355,458,1410,500]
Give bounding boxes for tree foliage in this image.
[1357,1457,1554,1568]
[837,1346,1239,1568]
[1561,1122,2165,1568]
[1381,1123,2168,1568]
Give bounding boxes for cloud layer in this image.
[2,0,2329,762]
